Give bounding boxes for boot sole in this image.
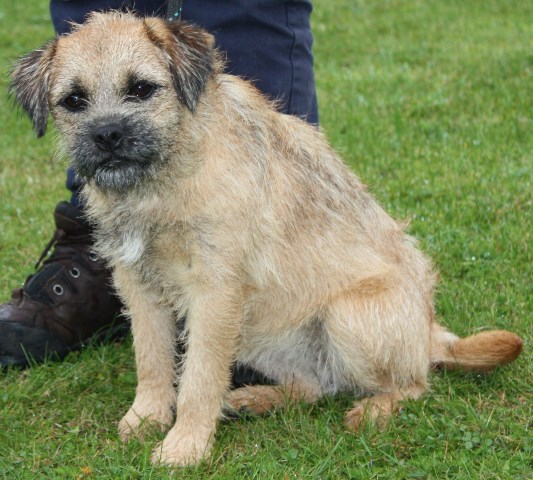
[0,320,130,368]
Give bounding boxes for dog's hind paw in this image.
[344,385,426,432]
[343,402,390,431]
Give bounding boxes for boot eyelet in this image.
[70,267,81,278]
[88,251,99,262]
[53,284,64,296]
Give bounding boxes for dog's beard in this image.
[90,158,158,191]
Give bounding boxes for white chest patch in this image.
[117,231,145,267]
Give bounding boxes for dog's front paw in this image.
[150,424,213,467]
[119,397,174,442]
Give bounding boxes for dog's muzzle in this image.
[72,116,161,192]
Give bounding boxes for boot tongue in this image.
[24,264,62,305]
[23,202,91,304]
[54,201,91,235]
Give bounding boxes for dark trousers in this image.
[50,0,318,205]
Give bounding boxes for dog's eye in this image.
[127,82,155,100]
[62,94,87,112]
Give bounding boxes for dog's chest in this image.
[114,228,146,266]
[95,211,150,269]
[104,212,197,288]
[94,205,176,258]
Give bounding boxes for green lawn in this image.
[1,1,531,478]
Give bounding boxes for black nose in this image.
[93,124,125,152]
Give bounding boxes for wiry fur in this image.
[11,11,523,467]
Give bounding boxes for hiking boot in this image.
[0,201,126,367]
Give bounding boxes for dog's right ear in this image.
[10,39,57,137]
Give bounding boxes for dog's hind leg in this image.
[323,279,432,431]
[224,381,323,416]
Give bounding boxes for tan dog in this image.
[11,12,523,467]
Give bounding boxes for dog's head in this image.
[11,11,215,192]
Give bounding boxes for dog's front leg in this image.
[152,287,242,467]
[113,266,177,440]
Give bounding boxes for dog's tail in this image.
[430,323,523,373]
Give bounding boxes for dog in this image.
[11,11,523,467]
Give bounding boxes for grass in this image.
[0,0,531,478]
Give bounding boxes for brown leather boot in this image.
[0,201,126,367]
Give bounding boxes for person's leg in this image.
[50,0,164,34]
[182,0,317,123]
[1,0,317,368]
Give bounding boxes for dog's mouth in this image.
[97,154,136,169]
[92,154,156,190]
[73,149,158,192]
[93,159,151,191]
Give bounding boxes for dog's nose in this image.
[93,124,125,152]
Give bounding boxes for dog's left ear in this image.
[144,18,215,112]
[10,39,57,137]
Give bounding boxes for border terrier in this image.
[11,12,523,467]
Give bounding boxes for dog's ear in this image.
[143,18,215,112]
[10,39,57,137]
